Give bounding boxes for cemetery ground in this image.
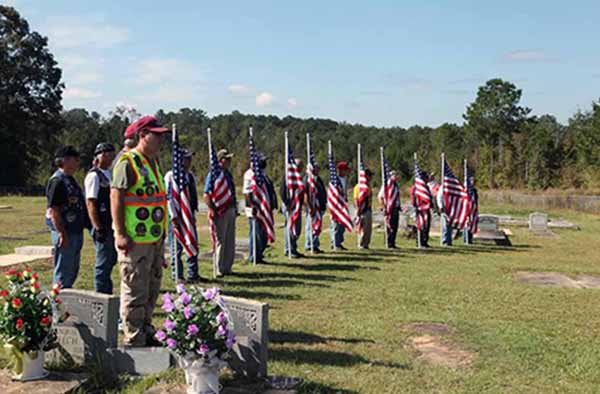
[1,196,600,393]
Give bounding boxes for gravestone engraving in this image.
[48,289,119,365]
[529,212,548,231]
[477,215,499,233]
[222,296,269,378]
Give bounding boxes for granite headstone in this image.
[529,212,548,232]
[478,215,499,233]
[222,296,269,379]
[48,289,119,365]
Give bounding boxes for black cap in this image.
[55,145,80,159]
[94,143,116,156]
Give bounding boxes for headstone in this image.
[398,214,409,230]
[222,296,269,379]
[529,212,548,232]
[107,347,173,375]
[477,215,499,233]
[48,289,119,365]
[14,245,53,256]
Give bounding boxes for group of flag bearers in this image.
[176,126,481,279]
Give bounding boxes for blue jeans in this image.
[330,221,345,248]
[91,229,117,294]
[441,216,453,246]
[463,229,474,244]
[51,230,83,288]
[304,212,321,250]
[168,221,199,280]
[284,212,302,256]
[248,218,267,263]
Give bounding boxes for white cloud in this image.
[256,92,274,108]
[63,87,101,99]
[502,50,552,63]
[228,84,250,96]
[46,18,130,50]
[134,58,203,86]
[287,97,298,108]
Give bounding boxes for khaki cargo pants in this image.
[117,238,164,346]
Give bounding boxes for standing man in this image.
[354,168,373,249]
[304,164,326,253]
[113,138,136,168]
[280,158,307,258]
[330,161,351,250]
[204,149,237,277]
[85,143,117,294]
[378,170,400,249]
[111,115,170,347]
[165,149,201,283]
[46,146,87,288]
[410,170,432,248]
[244,153,276,263]
[464,175,479,244]
[436,174,453,246]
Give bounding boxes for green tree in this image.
[0,6,63,187]
[526,115,563,189]
[463,78,530,188]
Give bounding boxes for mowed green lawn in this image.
[1,196,600,394]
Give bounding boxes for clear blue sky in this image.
[8,0,600,127]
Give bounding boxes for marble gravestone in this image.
[477,215,499,233]
[222,296,269,379]
[529,212,549,232]
[48,289,119,365]
[474,215,512,246]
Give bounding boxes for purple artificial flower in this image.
[155,330,167,342]
[198,343,209,354]
[161,301,175,313]
[187,324,199,336]
[166,338,177,349]
[161,293,173,304]
[217,325,227,337]
[176,283,186,294]
[216,311,227,325]
[179,292,191,306]
[225,332,236,349]
[183,306,194,320]
[202,287,219,301]
[163,319,176,331]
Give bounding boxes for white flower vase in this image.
[179,355,222,394]
[15,351,48,381]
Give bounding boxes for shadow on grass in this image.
[270,347,409,370]
[298,381,359,394]
[222,279,331,289]
[230,271,355,283]
[272,261,381,272]
[271,329,376,345]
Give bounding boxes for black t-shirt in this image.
[46,176,69,207]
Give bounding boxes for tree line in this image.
[2,5,600,191]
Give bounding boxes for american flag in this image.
[355,146,369,232]
[413,159,432,231]
[171,128,198,257]
[249,132,275,242]
[286,144,305,237]
[306,136,322,236]
[442,159,471,229]
[206,141,234,251]
[466,167,479,234]
[327,142,353,232]
[382,151,399,232]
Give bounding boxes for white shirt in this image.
[242,168,254,195]
[84,168,112,199]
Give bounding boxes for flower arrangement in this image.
[155,284,236,362]
[0,268,68,354]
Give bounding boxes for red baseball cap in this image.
[336,161,350,171]
[124,116,170,138]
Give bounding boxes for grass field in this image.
[1,196,600,393]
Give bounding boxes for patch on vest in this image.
[136,208,149,220]
[150,225,162,237]
[135,223,147,236]
[152,207,164,222]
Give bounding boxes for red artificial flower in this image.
[32,282,40,290]
[12,298,22,309]
[16,318,24,331]
[5,269,18,281]
[31,273,39,281]
[24,268,32,273]
[55,298,62,305]
[40,316,51,326]
[0,290,8,298]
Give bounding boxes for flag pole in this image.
[207,127,216,279]
[285,131,292,259]
[356,143,361,249]
[380,146,388,249]
[463,158,469,245]
[440,152,445,246]
[249,127,257,265]
[306,133,314,254]
[414,152,421,249]
[171,123,181,282]
[329,140,337,252]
